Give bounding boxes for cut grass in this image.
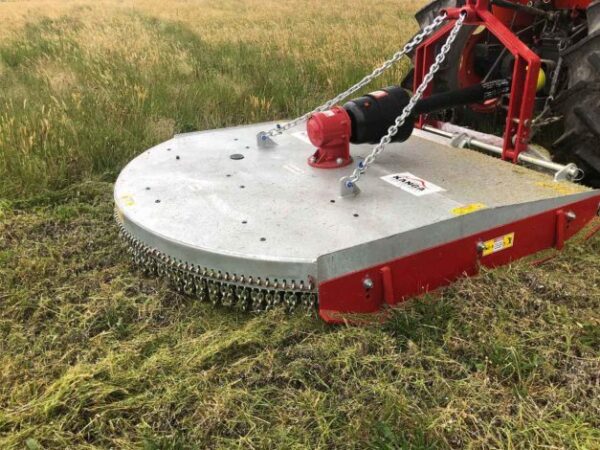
[1,1,599,448]
[1,182,598,449]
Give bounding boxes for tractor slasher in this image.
[115,0,600,323]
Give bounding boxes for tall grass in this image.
[0,0,420,198]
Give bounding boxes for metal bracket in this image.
[554,209,577,250]
[379,266,395,305]
[256,131,277,149]
[339,176,360,197]
[553,163,581,182]
[430,126,584,182]
[450,132,472,149]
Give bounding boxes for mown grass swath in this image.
[0,1,599,448]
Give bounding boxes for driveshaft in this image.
[306,79,511,168]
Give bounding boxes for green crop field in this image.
[1,1,599,448]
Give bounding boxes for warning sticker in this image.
[481,232,515,256]
[120,194,135,207]
[380,172,445,197]
[452,203,487,216]
[369,90,388,99]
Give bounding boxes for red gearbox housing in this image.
[306,106,353,169]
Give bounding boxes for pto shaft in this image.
[306,79,511,168]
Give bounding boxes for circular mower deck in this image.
[114,122,594,297]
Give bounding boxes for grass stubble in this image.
[0,1,599,448]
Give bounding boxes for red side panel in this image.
[318,195,600,323]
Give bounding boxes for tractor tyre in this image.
[551,0,600,187]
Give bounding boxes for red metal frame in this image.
[318,194,600,323]
[553,0,590,9]
[414,0,541,162]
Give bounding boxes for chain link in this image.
[260,13,448,139]
[532,114,563,128]
[347,12,467,184]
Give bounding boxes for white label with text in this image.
[381,172,445,197]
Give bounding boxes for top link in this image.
[256,12,448,147]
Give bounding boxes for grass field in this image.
[1,1,599,448]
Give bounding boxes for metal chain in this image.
[532,114,562,128]
[346,12,467,184]
[259,13,448,140]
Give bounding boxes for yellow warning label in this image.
[120,194,135,207]
[482,232,515,257]
[452,203,487,216]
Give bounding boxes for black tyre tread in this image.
[552,82,600,186]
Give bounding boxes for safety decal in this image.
[452,203,487,216]
[481,232,515,256]
[380,172,446,197]
[120,194,135,207]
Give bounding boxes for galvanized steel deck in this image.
[114,122,593,284]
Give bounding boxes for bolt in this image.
[309,156,316,163]
[336,158,344,165]
[476,241,486,253]
[363,277,373,290]
[566,211,577,221]
[345,180,353,188]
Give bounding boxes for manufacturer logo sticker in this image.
[381,172,445,197]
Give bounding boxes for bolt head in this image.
[309,156,316,163]
[566,211,577,221]
[363,277,373,290]
[336,158,344,165]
